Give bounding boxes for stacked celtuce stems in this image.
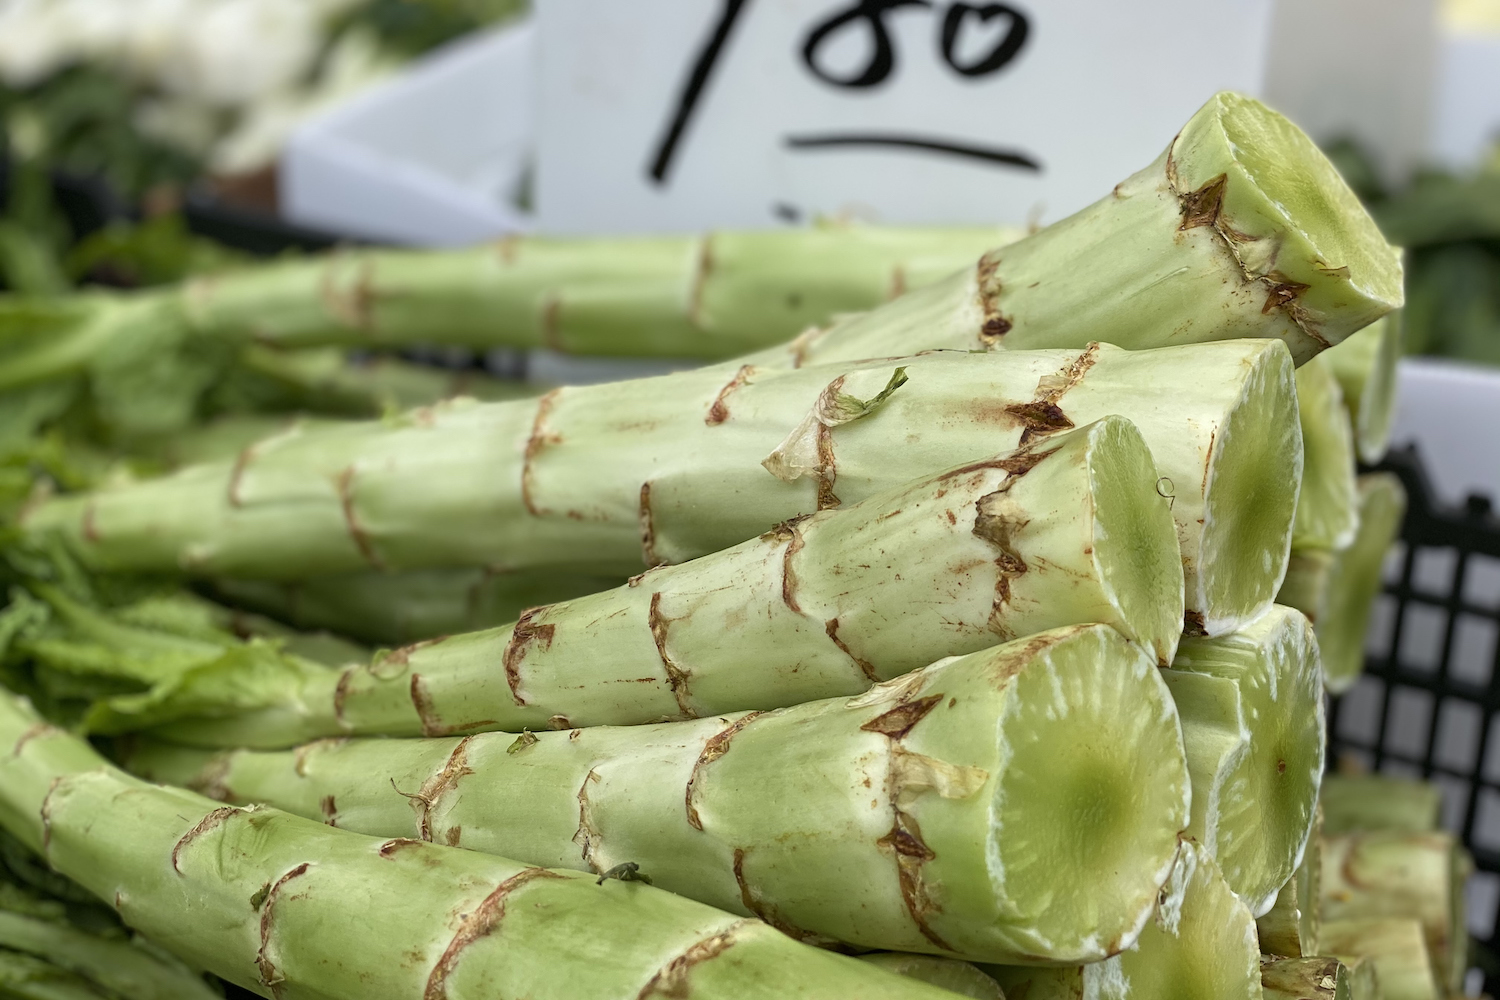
[0,88,1437,1000]
[23,340,1297,640]
[0,692,969,1000]
[62,417,1184,744]
[125,624,1194,963]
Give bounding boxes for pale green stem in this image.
[1256,804,1323,958]
[123,624,1193,965]
[1320,831,1469,994]
[1321,774,1441,836]
[26,339,1299,638]
[1292,355,1359,551]
[0,691,976,1000]
[1321,312,1401,464]
[1319,919,1438,1000]
[1167,606,1324,916]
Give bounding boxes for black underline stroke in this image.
[647,0,753,185]
[784,132,1042,171]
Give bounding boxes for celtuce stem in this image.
[1292,357,1359,551]
[75,419,1185,745]
[981,841,1261,1000]
[209,568,626,647]
[1320,774,1441,836]
[1164,606,1323,916]
[1321,313,1401,463]
[25,339,1299,639]
[0,909,220,1000]
[1256,805,1322,958]
[744,92,1401,371]
[1276,474,1407,693]
[1319,919,1437,1000]
[123,624,1193,965]
[1320,831,1469,994]
[0,692,977,1000]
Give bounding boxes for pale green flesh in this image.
[990,632,1188,956]
[982,843,1259,1000]
[1292,356,1359,551]
[1216,94,1403,309]
[1171,607,1324,917]
[1323,314,1401,463]
[1197,348,1303,634]
[1091,843,1259,1000]
[1320,474,1407,693]
[1088,417,1184,665]
[1256,802,1322,958]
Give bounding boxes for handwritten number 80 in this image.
[802,0,1030,89]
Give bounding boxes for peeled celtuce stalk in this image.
[1322,313,1401,463]
[209,567,626,647]
[72,418,1183,746]
[0,693,973,1000]
[25,339,1299,638]
[1276,474,1407,693]
[1260,957,1376,1000]
[1164,606,1324,916]
[1319,918,1437,1000]
[1321,774,1441,836]
[125,624,1190,964]
[1256,805,1322,958]
[1320,831,1469,994]
[745,92,1402,371]
[857,956,1003,999]
[1292,356,1358,552]
[981,841,1261,1000]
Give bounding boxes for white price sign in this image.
[534,0,1274,233]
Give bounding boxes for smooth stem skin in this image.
[181,225,1018,359]
[981,841,1261,1000]
[0,910,220,1000]
[1292,356,1359,551]
[1321,774,1441,836]
[121,625,1193,965]
[1167,606,1324,917]
[210,567,627,647]
[1319,919,1438,1000]
[744,92,1402,372]
[1257,805,1322,958]
[1259,957,1364,1000]
[1320,832,1469,994]
[856,956,1003,1000]
[0,226,1015,392]
[1322,314,1401,463]
[0,695,972,1000]
[1277,474,1407,694]
[26,339,1299,638]
[86,419,1186,746]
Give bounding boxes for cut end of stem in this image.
[1086,416,1186,667]
[1196,341,1302,635]
[1172,605,1324,916]
[987,625,1189,962]
[1172,92,1404,355]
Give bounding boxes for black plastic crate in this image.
[1331,445,1500,993]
